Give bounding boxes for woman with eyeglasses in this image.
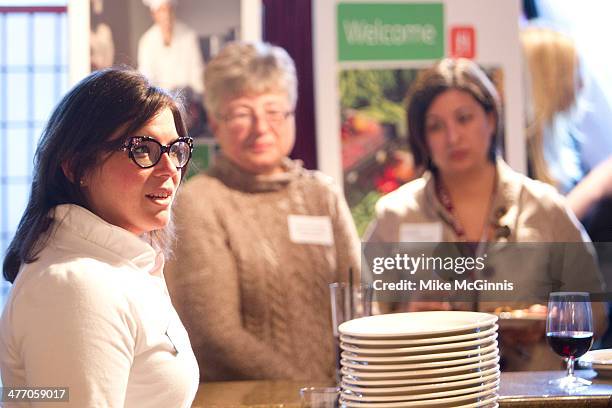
[164,41,360,381]
[0,68,198,407]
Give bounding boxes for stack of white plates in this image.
[338,311,500,408]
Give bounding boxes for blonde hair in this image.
[521,27,580,188]
[204,41,297,116]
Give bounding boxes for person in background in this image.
[138,0,204,95]
[364,58,607,370]
[522,25,612,347]
[90,0,115,70]
[164,41,361,381]
[0,68,198,407]
[522,26,612,222]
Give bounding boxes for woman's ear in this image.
[61,161,75,183]
[61,161,87,186]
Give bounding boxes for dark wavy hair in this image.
[3,68,188,283]
[406,58,503,172]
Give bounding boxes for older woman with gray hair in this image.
[165,41,360,381]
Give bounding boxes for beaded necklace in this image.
[435,175,498,244]
[436,179,495,311]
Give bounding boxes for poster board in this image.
[312,0,525,235]
[68,0,262,171]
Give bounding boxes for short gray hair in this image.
[204,41,298,116]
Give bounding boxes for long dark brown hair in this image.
[3,68,188,283]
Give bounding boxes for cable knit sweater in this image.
[164,155,361,381]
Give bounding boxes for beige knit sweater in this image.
[165,155,360,381]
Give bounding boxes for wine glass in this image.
[546,292,593,390]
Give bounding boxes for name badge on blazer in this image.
[288,215,334,246]
[399,222,443,243]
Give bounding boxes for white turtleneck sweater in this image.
[0,204,199,407]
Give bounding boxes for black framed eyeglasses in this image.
[122,136,193,169]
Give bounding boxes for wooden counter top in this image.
[192,370,612,408]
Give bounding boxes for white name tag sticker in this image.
[288,215,334,246]
[399,222,443,243]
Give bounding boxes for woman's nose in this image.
[446,122,461,144]
[251,112,272,134]
[154,151,180,176]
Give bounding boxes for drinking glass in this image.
[545,292,593,390]
[300,387,339,408]
[329,282,372,382]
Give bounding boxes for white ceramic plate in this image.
[339,312,498,338]
[340,325,498,347]
[341,349,499,371]
[341,372,500,396]
[341,334,498,355]
[342,342,498,363]
[341,356,501,380]
[342,365,500,387]
[497,312,545,330]
[341,379,499,403]
[339,391,498,408]
[580,349,612,377]
[582,349,612,365]
[496,308,546,324]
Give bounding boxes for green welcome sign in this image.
[337,3,444,61]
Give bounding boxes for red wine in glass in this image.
[546,292,593,389]
[546,331,593,359]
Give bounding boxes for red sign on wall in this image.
[450,26,476,59]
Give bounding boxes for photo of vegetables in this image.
[340,68,417,236]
